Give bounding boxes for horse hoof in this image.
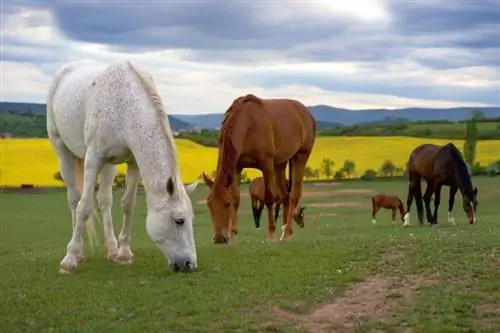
[372,219,377,225]
[59,255,77,275]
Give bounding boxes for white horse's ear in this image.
[184,180,199,194]
[166,177,175,196]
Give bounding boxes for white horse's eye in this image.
[174,218,185,226]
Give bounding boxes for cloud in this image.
[1,0,499,114]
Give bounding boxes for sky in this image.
[1,0,499,115]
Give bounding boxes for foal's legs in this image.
[96,164,119,261]
[448,185,458,225]
[116,161,140,264]
[59,149,104,274]
[391,208,397,224]
[262,160,279,241]
[274,201,281,223]
[274,163,289,242]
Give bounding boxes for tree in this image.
[342,159,356,178]
[463,116,478,167]
[313,168,321,180]
[303,166,315,180]
[379,160,397,177]
[334,170,345,180]
[472,110,485,121]
[361,169,377,181]
[321,158,334,180]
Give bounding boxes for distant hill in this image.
[0,102,194,131]
[2,101,499,131]
[173,105,500,129]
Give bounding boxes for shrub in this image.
[361,169,377,181]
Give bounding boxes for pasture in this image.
[2,137,500,186]
[1,177,499,333]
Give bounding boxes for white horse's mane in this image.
[127,62,184,189]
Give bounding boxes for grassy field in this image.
[2,137,500,186]
[1,177,499,333]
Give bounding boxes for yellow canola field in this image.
[1,137,499,187]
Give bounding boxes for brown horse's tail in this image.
[74,157,100,253]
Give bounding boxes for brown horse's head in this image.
[292,206,307,228]
[201,172,235,244]
[462,187,478,224]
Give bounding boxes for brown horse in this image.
[404,142,478,227]
[249,176,306,230]
[371,194,405,225]
[201,93,316,244]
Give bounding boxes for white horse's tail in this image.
[74,157,100,253]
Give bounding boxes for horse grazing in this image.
[371,194,405,225]
[403,142,478,227]
[201,94,316,244]
[47,59,197,274]
[249,176,306,230]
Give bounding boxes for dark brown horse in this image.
[201,93,316,244]
[249,176,306,230]
[404,142,478,227]
[371,194,405,225]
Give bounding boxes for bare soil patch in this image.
[308,201,368,208]
[477,303,500,327]
[273,274,433,333]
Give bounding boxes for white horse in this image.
[46,59,198,274]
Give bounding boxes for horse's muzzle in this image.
[213,235,229,245]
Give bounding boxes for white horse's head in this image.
[146,176,197,273]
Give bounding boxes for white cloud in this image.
[1,5,498,115]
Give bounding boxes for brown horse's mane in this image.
[216,94,263,188]
[441,143,475,199]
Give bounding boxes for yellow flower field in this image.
[1,137,499,187]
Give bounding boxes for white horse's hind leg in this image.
[60,150,104,274]
[49,136,85,261]
[96,164,119,261]
[117,161,140,264]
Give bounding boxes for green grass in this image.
[1,178,499,333]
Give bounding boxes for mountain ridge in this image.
[2,101,499,130]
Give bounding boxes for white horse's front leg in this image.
[60,152,103,275]
[97,164,119,261]
[50,136,85,261]
[117,161,140,265]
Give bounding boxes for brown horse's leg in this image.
[274,163,289,241]
[405,172,424,226]
[423,182,435,225]
[432,184,442,224]
[447,185,458,224]
[371,197,380,224]
[282,154,308,242]
[261,161,277,241]
[391,208,397,224]
[230,169,242,242]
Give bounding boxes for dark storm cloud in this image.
[29,0,497,67]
